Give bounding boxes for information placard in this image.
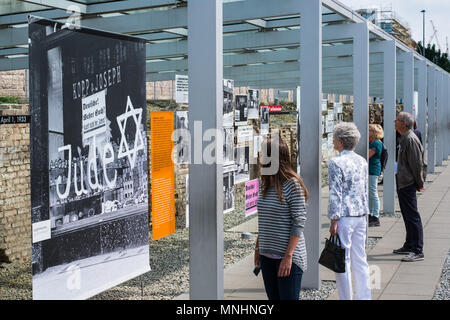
[245,179,259,216]
[259,105,282,113]
[151,111,176,240]
[237,125,253,143]
[223,164,235,214]
[175,75,189,104]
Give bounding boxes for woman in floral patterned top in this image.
[328,122,371,300]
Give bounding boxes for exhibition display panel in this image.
[29,17,150,300]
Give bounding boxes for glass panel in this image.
[0,0,48,15]
[73,0,119,3]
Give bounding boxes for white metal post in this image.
[400,51,414,115]
[372,40,396,215]
[445,74,449,160]
[442,72,447,161]
[427,66,436,173]
[188,0,224,300]
[299,0,322,290]
[322,22,369,160]
[445,75,450,159]
[417,59,427,149]
[446,74,450,159]
[353,23,370,160]
[436,71,443,166]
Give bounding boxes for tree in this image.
[417,42,450,72]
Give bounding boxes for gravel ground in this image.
[0,203,380,301]
[0,260,32,300]
[0,202,438,301]
[433,250,450,300]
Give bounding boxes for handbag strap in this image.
[330,233,342,247]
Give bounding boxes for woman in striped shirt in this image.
[254,135,308,300]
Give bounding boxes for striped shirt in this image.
[257,179,308,272]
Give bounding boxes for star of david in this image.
[116,96,144,169]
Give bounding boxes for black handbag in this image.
[318,233,346,273]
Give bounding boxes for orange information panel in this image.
[151,111,175,240]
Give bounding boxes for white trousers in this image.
[335,216,371,300]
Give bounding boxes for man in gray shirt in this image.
[393,112,427,262]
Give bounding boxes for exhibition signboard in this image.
[151,112,176,240]
[247,89,260,119]
[259,105,282,113]
[237,125,253,143]
[245,179,259,216]
[175,111,189,164]
[223,79,234,127]
[223,164,235,214]
[29,17,150,300]
[260,106,269,135]
[175,75,189,104]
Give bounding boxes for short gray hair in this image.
[333,122,361,150]
[397,112,414,129]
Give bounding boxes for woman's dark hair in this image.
[259,134,309,203]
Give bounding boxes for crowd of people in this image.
[254,111,427,300]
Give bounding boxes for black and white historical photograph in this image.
[185,174,189,228]
[29,18,150,300]
[223,127,234,165]
[175,111,189,164]
[223,164,235,214]
[223,79,234,127]
[260,106,269,135]
[234,94,248,126]
[234,145,250,184]
[247,89,260,119]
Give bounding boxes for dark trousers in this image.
[397,184,424,254]
[260,255,303,300]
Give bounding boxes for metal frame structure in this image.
[1,0,450,299]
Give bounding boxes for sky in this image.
[338,0,450,53]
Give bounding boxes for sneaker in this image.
[369,217,380,227]
[393,247,413,254]
[401,252,424,262]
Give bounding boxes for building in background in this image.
[357,6,417,49]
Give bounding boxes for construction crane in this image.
[429,20,442,51]
[446,36,449,56]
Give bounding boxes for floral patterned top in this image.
[327,150,369,220]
